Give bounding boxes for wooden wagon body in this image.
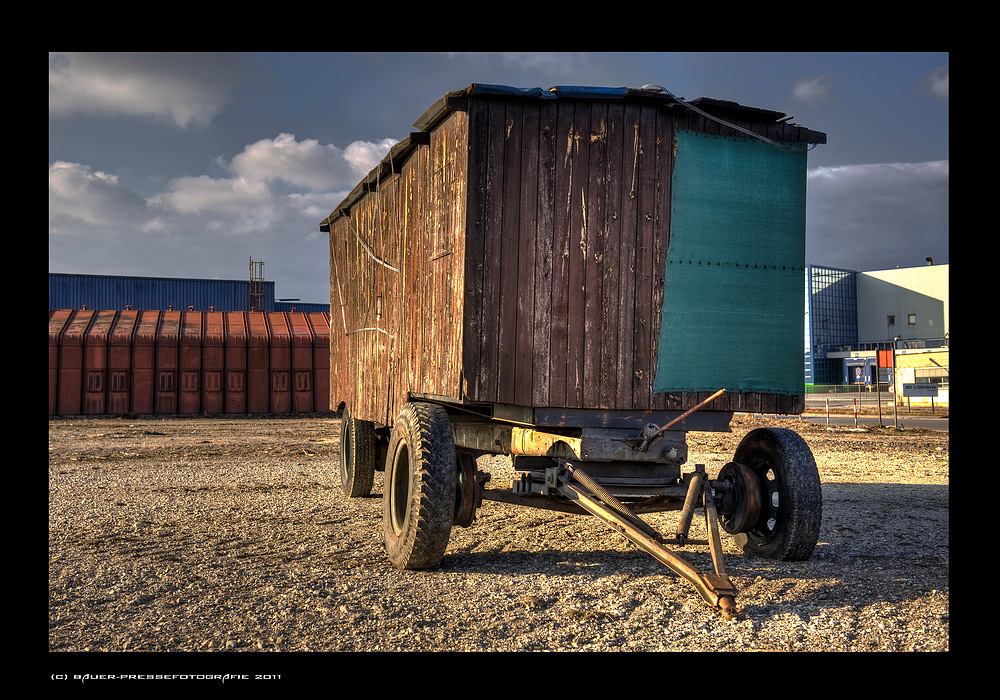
[321,84,825,432]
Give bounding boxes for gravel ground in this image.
[48,411,948,661]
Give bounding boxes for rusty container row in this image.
[49,309,332,417]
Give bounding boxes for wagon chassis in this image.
[339,390,823,621]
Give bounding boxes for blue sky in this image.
[49,52,948,305]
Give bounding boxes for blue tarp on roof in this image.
[465,84,632,100]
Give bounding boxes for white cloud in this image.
[343,138,399,179]
[806,160,948,270]
[49,161,148,229]
[231,133,348,191]
[146,174,281,234]
[228,133,395,191]
[923,65,948,101]
[49,161,161,276]
[48,52,261,127]
[150,175,273,216]
[791,74,833,106]
[145,133,394,229]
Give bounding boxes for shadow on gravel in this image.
[440,548,667,578]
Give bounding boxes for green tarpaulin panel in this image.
[654,130,808,396]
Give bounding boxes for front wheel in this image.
[382,402,456,570]
[728,427,822,561]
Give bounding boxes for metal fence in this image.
[806,383,891,394]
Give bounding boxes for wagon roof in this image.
[413,83,794,131]
[320,83,826,228]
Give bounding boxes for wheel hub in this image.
[454,451,489,527]
[715,461,762,535]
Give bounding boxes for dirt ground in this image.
[48,411,948,663]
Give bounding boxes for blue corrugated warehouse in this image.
[48,273,329,313]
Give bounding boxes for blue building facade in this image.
[804,265,858,386]
[48,273,330,313]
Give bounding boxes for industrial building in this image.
[806,262,949,406]
[48,270,331,314]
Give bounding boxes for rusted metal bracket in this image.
[639,389,726,452]
[555,463,739,619]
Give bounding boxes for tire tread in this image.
[383,403,456,570]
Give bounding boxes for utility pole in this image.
[892,336,899,429]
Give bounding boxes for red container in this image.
[155,310,181,414]
[131,311,160,415]
[57,309,94,416]
[202,311,225,414]
[82,310,117,414]
[225,312,248,413]
[288,312,315,413]
[179,311,203,414]
[108,310,139,415]
[267,312,291,414]
[49,310,73,415]
[247,313,270,414]
[308,312,331,413]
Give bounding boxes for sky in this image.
[49,52,949,305]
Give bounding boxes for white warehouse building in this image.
[806,262,949,406]
[856,264,949,345]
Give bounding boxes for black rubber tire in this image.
[382,402,456,570]
[731,427,822,561]
[339,406,376,497]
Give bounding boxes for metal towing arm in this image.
[554,463,738,619]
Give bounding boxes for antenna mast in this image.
[249,256,265,311]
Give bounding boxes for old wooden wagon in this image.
[320,84,827,618]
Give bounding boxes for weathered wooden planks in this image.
[328,111,469,427]
[463,96,679,412]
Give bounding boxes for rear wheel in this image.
[339,406,376,497]
[729,427,822,561]
[382,402,456,570]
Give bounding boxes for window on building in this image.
[915,366,949,389]
[908,313,917,325]
[887,315,895,326]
